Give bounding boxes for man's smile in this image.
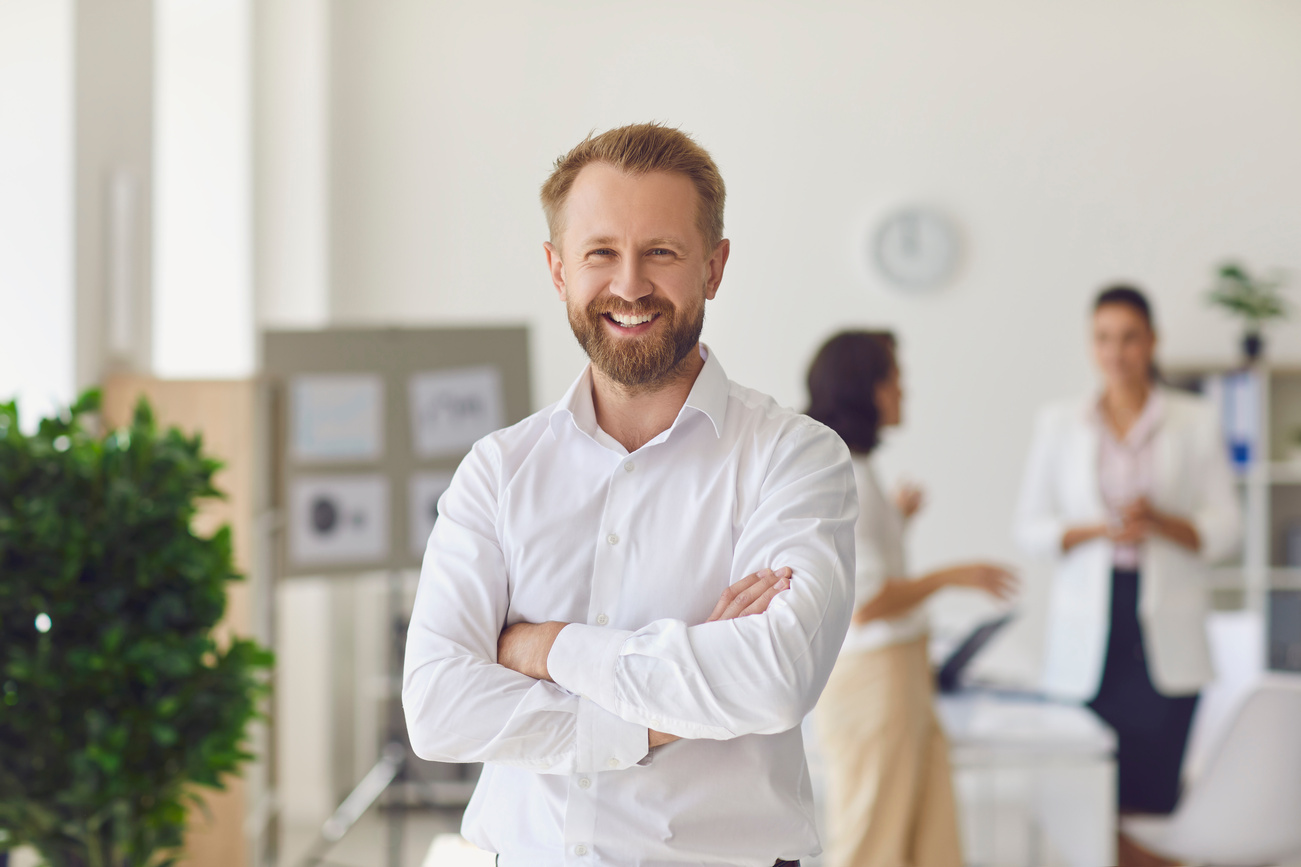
[602,311,662,334]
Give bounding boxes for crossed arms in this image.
[497,567,797,749]
[400,425,857,775]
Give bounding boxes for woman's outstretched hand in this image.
[943,563,1019,600]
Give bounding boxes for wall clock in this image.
[872,207,959,289]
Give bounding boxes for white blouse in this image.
[839,455,929,655]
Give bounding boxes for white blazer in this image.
[1014,388,1241,701]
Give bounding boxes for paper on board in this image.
[408,366,505,458]
[289,474,390,567]
[290,373,384,463]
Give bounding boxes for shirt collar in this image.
[1093,387,1165,446]
[548,344,729,443]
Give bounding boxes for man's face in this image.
[544,163,729,391]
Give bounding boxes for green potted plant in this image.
[0,391,273,867]
[1206,260,1290,361]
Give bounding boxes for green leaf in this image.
[0,392,273,865]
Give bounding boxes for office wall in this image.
[0,0,74,425]
[153,0,254,379]
[74,0,154,388]
[253,0,330,333]
[324,1,1301,677]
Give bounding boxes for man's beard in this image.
[567,292,706,391]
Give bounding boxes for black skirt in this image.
[1087,569,1199,815]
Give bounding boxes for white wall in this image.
[75,0,154,389]
[153,0,254,379]
[0,0,74,426]
[325,1,1301,677]
[323,0,1301,677]
[254,0,330,333]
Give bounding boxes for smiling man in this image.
[402,123,857,866]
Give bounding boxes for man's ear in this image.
[544,242,567,302]
[704,238,730,301]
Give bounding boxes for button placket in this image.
[589,456,630,630]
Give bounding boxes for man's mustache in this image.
[587,297,675,317]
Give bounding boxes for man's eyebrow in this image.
[576,235,690,249]
[645,237,689,249]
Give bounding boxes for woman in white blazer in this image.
[1014,286,1241,815]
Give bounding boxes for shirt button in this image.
[624,461,635,472]
[607,757,619,768]
[578,777,591,789]
[607,533,619,546]
[596,613,609,626]
[575,844,589,856]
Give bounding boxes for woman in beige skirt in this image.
[806,331,1016,867]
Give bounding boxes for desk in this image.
[937,692,1116,867]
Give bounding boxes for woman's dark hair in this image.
[805,330,897,454]
[1093,284,1155,330]
[1093,284,1160,381]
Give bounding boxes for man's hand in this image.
[497,620,568,682]
[705,567,792,622]
[648,567,795,748]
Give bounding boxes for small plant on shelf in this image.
[0,391,273,867]
[1206,260,1290,361]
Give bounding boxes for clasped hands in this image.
[496,566,794,750]
[1108,496,1162,544]
[1064,497,1200,553]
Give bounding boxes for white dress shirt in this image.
[839,455,927,655]
[402,346,857,866]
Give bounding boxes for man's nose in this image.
[608,257,653,303]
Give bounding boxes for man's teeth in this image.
[609,312,655,327]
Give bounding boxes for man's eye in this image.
[590,249,615,257]
[648,249,673,256]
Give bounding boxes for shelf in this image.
[1208,567,1301,589]
[1270,568,1301,589]
[1268,462,1301,485]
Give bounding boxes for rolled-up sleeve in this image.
[401,439,649,774]
[547,422,857,740]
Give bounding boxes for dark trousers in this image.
[1087,569,1199,815]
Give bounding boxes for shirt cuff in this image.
[576,696,649,772]
[548,622,633,711]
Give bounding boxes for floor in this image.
[7,814,1301,867]
[281,808,474,867]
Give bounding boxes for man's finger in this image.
[720,567,790,621]
[738,577,790,618]
[720,569,777,620]
[707,572,763,622]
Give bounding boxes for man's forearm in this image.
[497,620,569,681]
[498,622,679,751]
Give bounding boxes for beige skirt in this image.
[814,636,962,867]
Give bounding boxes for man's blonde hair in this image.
[540,123,726,253]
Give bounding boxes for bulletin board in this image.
[263,327,531,577]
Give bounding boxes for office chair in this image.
[1121,675,1301,866]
